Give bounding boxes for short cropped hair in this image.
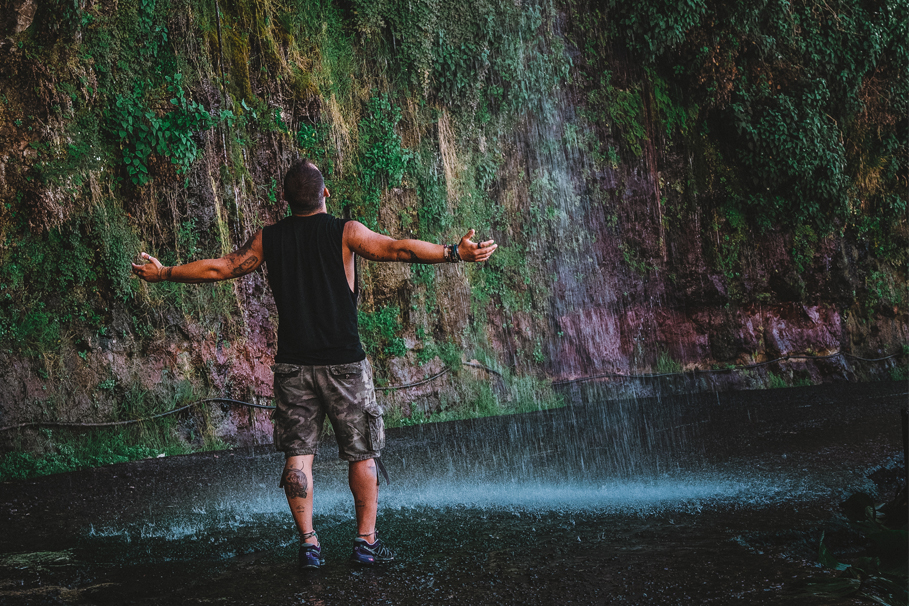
[283,160,325,214]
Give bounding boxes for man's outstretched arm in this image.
[344,222,497,264]
[131,230,264,283]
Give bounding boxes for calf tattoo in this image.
[280,467,308,499]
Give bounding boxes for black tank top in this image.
[262,213,365,365]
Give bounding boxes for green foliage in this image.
[277,0,357,102]
[355,0,569,114]
[866,269,905,309]
[0,431,184,481]
[764,372,788,389]
[584,70,648,157]
[358,306,407,359]
[648,68,693,138]
[468,244,535,317]
[730,82,848,231]
[355,94,412,228]
[416,337,462,370]
[621,242,657,276]
[654,349,682,374]
[0,199,147,354]
[607,0,708,58]
[804,501,908,606]
[888,364,908,382]
[176,218,200,261]
[711,205,749,297]
[297,121,335,178]
[599,0,907,240]
[792,225,818,274]
[411,144,452,241]
[34,115,106,193]
[0,220,98,353]
[91,202,141,301]
[108,75,224,185]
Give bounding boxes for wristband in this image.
[445,244,462,263]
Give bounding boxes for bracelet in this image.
[446,244,462,263]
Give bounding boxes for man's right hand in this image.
[130,231,263,284]
[132,253,170,282]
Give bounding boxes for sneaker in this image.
[299,543,324,569]
[350,537,396,565]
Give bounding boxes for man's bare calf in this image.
[280,455,317,546]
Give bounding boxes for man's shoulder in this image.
[264,215,289,230]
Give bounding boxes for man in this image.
[132,159,497,568]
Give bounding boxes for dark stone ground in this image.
[0,381,906,605]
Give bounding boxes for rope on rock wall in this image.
[375,368,450,392]
[0,362,503,432]
[0,352,900,432]
[551,350,904,386]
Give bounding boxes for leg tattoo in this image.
[280,467,308,499]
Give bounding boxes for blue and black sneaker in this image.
[299,534,324,569]
[350,535,395,566]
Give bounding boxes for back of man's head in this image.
[284,160,325,214]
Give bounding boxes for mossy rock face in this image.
[0,0,905,464]
[768,271,806,303]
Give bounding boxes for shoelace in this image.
[356,533,393,557]
[369,541,394,557]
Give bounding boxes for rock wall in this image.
[0,0,905,451]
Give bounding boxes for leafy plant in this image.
[355,94,412,228]
[764,372,788,389]
[108,75,224,185]
[802,493,908,606]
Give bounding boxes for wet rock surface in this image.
[0,381,906,605]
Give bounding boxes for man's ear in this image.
[324,186,331,199]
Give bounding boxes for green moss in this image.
[358,306,407,362]
[226,27,254,101]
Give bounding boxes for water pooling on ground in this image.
[0,382,905,605]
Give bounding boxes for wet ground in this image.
[0,381,906,605]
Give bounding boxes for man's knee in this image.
[280,467,309,499]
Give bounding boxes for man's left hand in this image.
[457,230,498,263]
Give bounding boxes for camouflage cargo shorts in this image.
[271,358,384,461]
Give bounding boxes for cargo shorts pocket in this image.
[365,403,385,452]
[271,364,301,421]
[329,362,363,381]
[271,364,301,378]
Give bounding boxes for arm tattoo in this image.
[230,256,259,277]
[225,232,259,277]
[234,235,255,257]
[405,250,419,263]
[280,467,308,499]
